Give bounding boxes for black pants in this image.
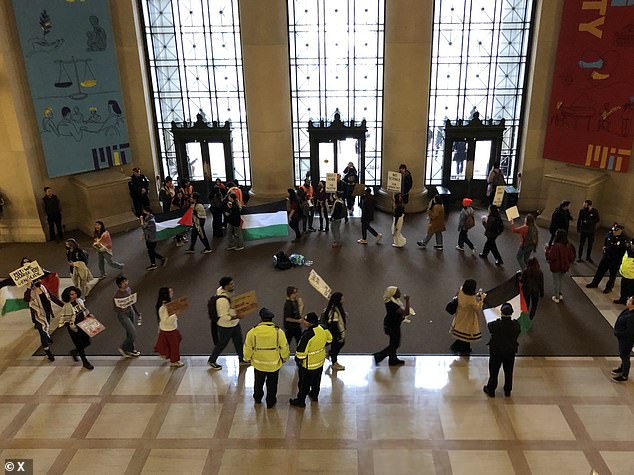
[189,219,211,250]
[361,221,378,240]
[618,277,634,304]
[485,352,516,394]
[330,339,345,363]
[458,229,474,250]
[318,206,329,231]
[132,197,144,217]
[145,241,164,265]
[374,326,401,364]
[482,237,502,261]
[47,213,63,241]
[285,327,302,350]
[253,369,279,407]
[209,325,244,362]
[295,366,323,403]
[302,208,315,231]
[211,210,224,237]
[590,256,620,290]
[289,219,301,240]
[210,320,219,345]
[525,292,540,320]
[578,232,595,259]
[35,321,52,349]
[345,195,355,210]
[617,339,633,378]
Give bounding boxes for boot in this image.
[44,349,55,362]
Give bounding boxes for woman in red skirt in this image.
[153,287,184,368]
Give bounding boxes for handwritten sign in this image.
[9,261,44,287]
[325,173,338,193]
[308,269,332,300]
[114,293,137,309]
[233,290,258,318]
[492,185,505,207]
[77,317,106,337]
[505,206,520,222]
[165,297,188,315]
[387,171,402,192]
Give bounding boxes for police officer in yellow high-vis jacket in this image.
[289,312,333,408]
[243,307,289,408]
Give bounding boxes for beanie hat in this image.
[462,198,473,207]
[500,303,513,316]
[259,307,275,321]
[305,312,319,325]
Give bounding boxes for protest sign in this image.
[387,171,402,192]
[308,269,332,299]
[233,290,258,318]
[493,185,505,206]
[9,261,44,287]
[505,206,520,222]
[165,297,189,315]
[114,293,137,309]
[325,173,338,193]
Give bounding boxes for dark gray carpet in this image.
[0,206,617,357]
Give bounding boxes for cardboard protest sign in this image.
[9,261,44,287]
[114,293,137,309]
[493,185,505,206]
[387,171,402,192]
[352,183,365,197]
[308,269,332,299]
[325,173,338,193]
[233,290,258,318]
[505,206,520,222]
[165,297,188,315]
[77,317,106,337]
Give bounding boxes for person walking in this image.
[614,240,634,305]
[322,292,347,370]
[287,188,302,243]
[548,200,573,246]
[358,187,382,245]
[65,239,93,297]
[42,187,63,241]
[58,286,94,370]
[456,198,476,253]
[93,221,124,278]
[486,162,505,205]
[342,162,358,213]
[159,177,176,213]
[392,193,407,248]
[586,224,628,294]
[546,229,576,303]
[283,286,304,350]
[577,199,600,262]
[289,312,333,408]
[330,191,346,248]
[418,195,445,250]
[185,192,213,254]
[113,275,141,358]
[399,164,413,205]
[483,302,521,397]
[479,205,505,265]
[224,192,244,251]
[373,286,410,366]
[24,278,63,362]
[521,257,544,320]
[315,180,330,232]
[153,287,184,367]
[511,214,538,271]
[243,308,290,408]
[141,207,167,271]
[450,279,485,355]
[208,276,249,370]
[611,296,634,382]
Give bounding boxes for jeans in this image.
[318,205,329,231]
[289,219,301,240]
[331,219,342,243]
[552,272,564,297]
[482,237,502,261]
[227,223,244,248]
[116,309,137,353]
[47,213,63,240]
[190,218,212,251]
[254,369,280,407]
[485,352,516,394]
[361,221,378,240]
[330,339,345,363]
[209,324,244,363]
[295,366,323,403]
[516,246,534,271]
[98,251,124,276]
[458,229,474,250]
[525,292,540,319]
[145,241,164,265]
[422,231,443,247]
[617,339,633,378]
[578,232,595,259]
[374,326,401,364]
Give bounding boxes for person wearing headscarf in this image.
[450,279,485,355]
[373,286,411,366]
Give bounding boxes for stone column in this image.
[377,0,433,213]
[240,0,294,202]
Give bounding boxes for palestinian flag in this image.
[241,200,289,241]
[1,286,29,315]
[483,273,532,333]
[155,207,193,241]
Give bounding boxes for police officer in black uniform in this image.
[586,224,628,294]
[576,199,600,263]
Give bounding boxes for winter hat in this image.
[500,303,514,316]
[305,312,319,326]
[462,198,473,207]
[259,307,275,321]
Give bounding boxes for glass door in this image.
[443,138,496,200]
[208,142,227,181]
[318,142,336,181]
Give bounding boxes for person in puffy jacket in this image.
[546,229,576,303]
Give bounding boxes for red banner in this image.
[543,0,634,173]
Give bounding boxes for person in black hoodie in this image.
[357,187,382,245]
[611,296,634,382]
[43,187,63,241]
[576,199,600,262]
[479,205,504,266]
[283,286,304,350]
[483,302,521,397]
[548,200,573,246]
[521,258,544,320]
[586,224,628,294]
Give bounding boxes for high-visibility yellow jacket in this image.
[620,252,634,279]
[243,322,289,372]
[296,325,333,370]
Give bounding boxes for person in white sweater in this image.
[153,287,184,368]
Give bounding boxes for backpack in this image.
[273,251,292,270]
[464,213,475,230]
[207,295,229,321]
[289,253,305,266]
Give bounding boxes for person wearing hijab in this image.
[373,286,411,366]
[65,238,93,297]
[450,279,485,355]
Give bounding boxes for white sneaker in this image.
[357,239,368,244]
[456,246,464,251]
[376,233,383,243]
[558,294,564,301]
[551,296,560,304]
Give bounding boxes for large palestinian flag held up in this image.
[241,200,289,241]
[155,207,193,241]
[483,273,532,333]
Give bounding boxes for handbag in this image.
[77,316,106,337]
[445,296,458,315]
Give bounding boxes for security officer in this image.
[586,224,628,294]
[289,312,332,408]
[576,199,600,262]
[483,303,521,398]
[243,308,289,408]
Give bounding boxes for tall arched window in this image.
[426,0,534,185]
[140,0,250,184]
[288,0,385,185]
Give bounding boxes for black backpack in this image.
[207,295,229,322]
[273,251,292,270]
